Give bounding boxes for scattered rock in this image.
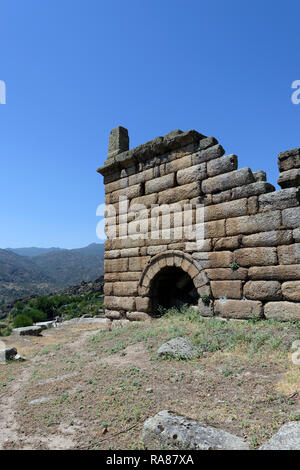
[260,422,300,450]
[29,396,54,405]
[14,354,26,362]
[146,388,153,393]
[4,347,17,361]
[142,410,250,450]
[291,340,300,350]
[36,321,57,329]
[157,337,199,360]
[13,326,42,336]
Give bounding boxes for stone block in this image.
[253,171,266,182]
[193,251,233,268]
[177,163,207,185]
[234,247,278,267]
[214,299,262,319]
[204,199,248,222]
[277,244,300,265]
[104,258,128,273]
[135,297,151,313]
[202,168,254,194]
[264,302,300,322]
[278,148,300,171]
[104,296,136,311]
[242,230,293,247]
[278,168,300,188]
[158,182,200,205]
[145,173,175,195]
[120,247,140,257]
[205,267,248,280]
[211,281,242,299]
[105,310,123,320]
[243,281,282,301]
[213,236,241,251]
[113,281,139,297]
[282,207,300,229]
[293,228,300,242]
[129,256,151,272]
[259,188,300,212]
[110,183,143,204]
[281,281,300,301]
[226,211,281,236]
[207,154,238,177]
[192,144,225,165]
[126,311,151,321]
[248,265,300,280]
[231,182,275,200]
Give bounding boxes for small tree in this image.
[13,314,33,328]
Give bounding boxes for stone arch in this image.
[138,250,210,313]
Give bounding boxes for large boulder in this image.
[142,410,250,450]
[13,326,42,336]
[157,337,199,360]
[260,422,300,450]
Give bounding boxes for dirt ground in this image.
[0,314,299,450]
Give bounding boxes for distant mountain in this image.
[7,247,62,257]
[32,244,105,288]
[0,243,105,304]
[0,249,57,304]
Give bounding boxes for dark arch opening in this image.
[150,266,199,316]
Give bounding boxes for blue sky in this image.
[0,0,299,249]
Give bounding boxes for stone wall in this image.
[97,127,300,322]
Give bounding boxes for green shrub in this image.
[27,309,47,323]
[13,314,33,328]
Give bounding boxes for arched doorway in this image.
[138,250,210,317]
[150,266,199,315]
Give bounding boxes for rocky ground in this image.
[0,312,299,450]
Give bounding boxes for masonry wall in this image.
[98,127,300,323]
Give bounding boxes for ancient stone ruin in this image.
[97,127,300,322]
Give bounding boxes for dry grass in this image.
[0,311,299,450]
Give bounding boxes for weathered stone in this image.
[278,168,300,188]
[278,148,300,170]
[193,251,233,268]
[198,136,218,151]
[231,181,275,200]
[120,247,140,257]
[105,271,141,282]
[108,126,129,157]
[293,228,300,242]
[158,182,200,205]
[145,173,175,195]
[249,265,300,280]
[234,247,278,267]
[129,256,150,272]
[211,281,242,299]
[4,347,17,361]
[185,240,212,252]
[264,302,300,322]
[226,211,281,236]
[281,281,300,301]
[277,244,300,265]
[197,300,214,316]
[157,337,199,360]
[214,299,263,319]
[205,267,248,280]
[253,171,266,182]
[203,220,226,238]
[177,163,207,185]
[213,236,241,251]
[202,168,254,194]
[13,326,42,336]
[105,310,122,320]
[282,206,300,228]
[126,311,151,321]
[192,144,225,165]
[104,258,128,273]
[128,167,154,186]
[135,297,151,313]
[204,199,248,222]
[207,154,238,177]
[110,183,143,204]
[244,281,282,301]
[242,230,293,247]
[104,296,136,311]
[259,188,300,212]
[113,281,139,297]
[142,410,250,450]
[260,422,300,450]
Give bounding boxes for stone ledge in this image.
[97,129,205,175]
